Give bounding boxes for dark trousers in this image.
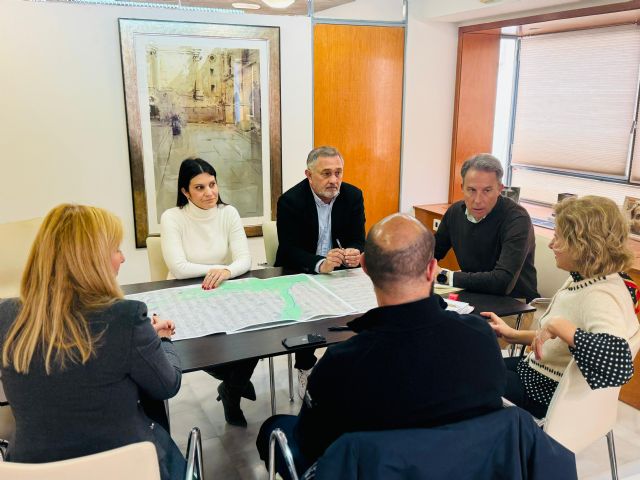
[503,357,549,419]
[256,414,313,480]
[152,420,187,480]
[294,349,317,370]
[204,358,259,397]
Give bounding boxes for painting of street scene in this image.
[146,43,265,223]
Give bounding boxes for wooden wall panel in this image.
[314,24,404,233]
[449,32,500,202]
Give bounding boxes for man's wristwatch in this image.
[437,269,450,285]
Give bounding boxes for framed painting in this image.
[623,196,640,240]
[119,19,282,247]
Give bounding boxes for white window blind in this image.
[511,24,640,178]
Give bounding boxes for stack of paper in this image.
[444,298,474,314]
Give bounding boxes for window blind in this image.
[511,24,640,178]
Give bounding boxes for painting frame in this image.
[119,18,282,248]
[623,196,640,240]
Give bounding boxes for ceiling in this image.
[416,0,625,23]
[54,0,354,15]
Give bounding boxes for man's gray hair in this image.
[306,146,343,169]
[364,214,435,289]
[460,153,504,183]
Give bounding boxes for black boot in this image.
[216,383,247,427]
[242,380,256,401]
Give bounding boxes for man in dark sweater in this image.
[256,214,507,479]
[435,154,539,302]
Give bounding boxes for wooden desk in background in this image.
[414,202,640,410]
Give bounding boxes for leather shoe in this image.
[216,383,247,427]
[242,381,256,401]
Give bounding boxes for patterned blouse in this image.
[517,272,637,406]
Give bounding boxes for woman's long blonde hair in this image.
[555,195,633,278]
[2,204,124,374]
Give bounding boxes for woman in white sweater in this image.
[483,196,639,418]
[160,158,257,427]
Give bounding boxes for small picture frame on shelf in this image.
[557,193,577,204]
[501,186,520,204]
[623,196,640,239]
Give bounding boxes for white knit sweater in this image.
[526,273,639,382]
[160,201,251,280]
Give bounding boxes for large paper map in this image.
[125,268,471,341]
[126,273,362,340]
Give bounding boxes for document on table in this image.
[312,268,378,313]
[444,298,474,314]
[126,274,356,341]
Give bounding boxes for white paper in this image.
[312,268,378,313]
[444,298,474,314]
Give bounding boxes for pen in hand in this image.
[336,238,347,266]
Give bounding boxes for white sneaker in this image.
[297,368,311,400]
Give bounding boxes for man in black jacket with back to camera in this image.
[257,213,506,479]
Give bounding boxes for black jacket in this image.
[294,295,506,461]
[275,179,365,273]
[312,407,577,480]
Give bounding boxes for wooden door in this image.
[314,24,405,233]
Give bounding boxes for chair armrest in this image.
[185,427,203,480]
[269,428,299,480]
[529,297,551,308]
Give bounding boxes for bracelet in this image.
[160,337,173,343]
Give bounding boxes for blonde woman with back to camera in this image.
[0,204,185,479]
[483,195,640,418]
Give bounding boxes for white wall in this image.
[400,13,458,213]
[0,0,459,284]
[0,0,313,284]
[316,0,405,21]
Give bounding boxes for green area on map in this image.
[165,274,310,320]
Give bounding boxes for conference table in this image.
[122,267,536,415]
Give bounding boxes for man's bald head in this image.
[364,214,435,290]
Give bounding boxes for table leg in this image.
[288,354,294,403]
[269,357,276,415]
[509,313,524,357]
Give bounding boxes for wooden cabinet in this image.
[413,203,459,271]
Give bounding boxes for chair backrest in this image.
[0,441,160,479]
[310,407,576,480]
[534,233,567,298]
[544,327,640,453]
[146,236,169,281]
[262,221,278,267]
[0,217,43,299]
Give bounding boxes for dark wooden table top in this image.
[122,268,535,373]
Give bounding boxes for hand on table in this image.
[151,314,176,339]
[481,311,519,344]
[202,268,231,290]
[319,248,344,273]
